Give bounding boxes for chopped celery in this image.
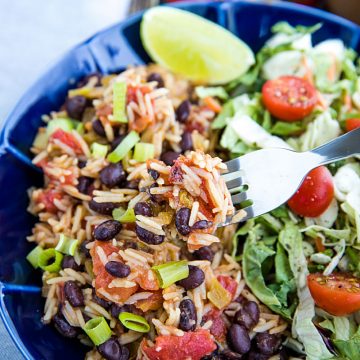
[119,312,150,333]
[113,82,127,123]
[152,260,189,288]
[83,317,112,346]
[38,249,63,273]
[76,122,85,135]
[133,143,155,162]
[91,142,108,159]
[26,245,45,269]
[46,118,74,136]
[112,207,136,223]
[55,234,79,256]
[207,277,232,309]
[33,132,49,150]
[107,131,140,163]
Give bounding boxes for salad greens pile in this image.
[199,22,360,360]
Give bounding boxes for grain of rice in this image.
[269,323,288,334]
[201,320,213,330]
[127,192,150,209]
[149,186,173,195]
[253,319,278,333]
[96,246,108,266]
[188,201,199,227]
[260,313,280,321]
[152,319,184,337]
[242,289,259,303]
[85,301,112,320]
[231,209,247,224]
[109,278,137,288]
[125,292,153,304]
[47,276,74,285]
[136,215,163,230]
[188,233,220,247]
[119,331,144,345]
[135,221,165,236]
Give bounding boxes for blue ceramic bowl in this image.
[0,1,359,359]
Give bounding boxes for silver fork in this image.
[221,127,360,226]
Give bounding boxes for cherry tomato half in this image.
[287,166,334,218]
[345,118,360,132]
[308,273,360,316]
[262,76,317,121]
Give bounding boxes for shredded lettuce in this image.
[195,86,228,100]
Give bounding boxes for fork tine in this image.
[231,192,248,205]
[224,158,241,173]
[221,170,243,182]
[225,177,244,190]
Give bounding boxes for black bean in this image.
[192,220,213,230]
[110,304,135,318]
[61,255,82,271]
[105,261,131,278]
[179,299,197,331]
[234,301,260,330]
[98,337,130,360]
[177,265,204,290]
[65,95,87,120]
[77,72,102,88]
[64,281,84,307]
[176,100,191,123]
[180,131,193,152]
[124,180,139,190]
[80,240,92,258]
[147,73,165,88]
[227,324,251,354]
[175,207,191,236]
[148,168,159,180]
[220,350,242,359]
[89,199,119,215]
[134,202,153,217]
[100,163,126,188]
[92,119,106,137]
[92,289,111,309]
[53,313,78,338]
[193,246,214,262]
[160,151,180,166]
[77,176,93,195]
[78,160,87,169]
[255,332,282,356]
[135,224,164,245]
[94,220,122,241]
[111,135,126,151]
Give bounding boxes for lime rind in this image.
[141,6,255,85]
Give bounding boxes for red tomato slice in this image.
[202,309,227,341]
[91,241,138,303]
[38,189,63,213]
[287,166,334,217]
[217,275,238,299]
[345,118,360,132]
[308,273,360,316]
[262,76,317,121]
[142,329,216,360]
[50,129,83,155]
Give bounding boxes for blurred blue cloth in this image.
[0,0,129,357]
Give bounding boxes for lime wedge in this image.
[141,7,255,84]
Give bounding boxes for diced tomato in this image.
[142,329,216,360]
[202,309,227,341]
[287,166,334,218]
[50,129,83,155]
[38,189,63,213]
[308,273,360,316]
[345,118,360,132]
[217,275,238,299]
[135,290,163,312]
[129,115,153,133]
[135,266,159,291]
[262,76,317,121]
[126,85,151,104]
[91,241,138,303]
[96,103,112,118]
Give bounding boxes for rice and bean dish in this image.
[25,8,360,360]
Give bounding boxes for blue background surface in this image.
[0,1,359,359]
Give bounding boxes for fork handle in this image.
[310,127,360,165]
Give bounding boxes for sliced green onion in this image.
[91,142,108,159]
[38,249,63,273]
[112,207,136,223]
[68,87,92,98]
[76,122,85,135]
[26,246,45,269]
[152,260,189,289]
[107,131,140,163]
[133,143,155,162]
[113,81,127,123]
[33,132,49,150]
[119,312,150,333]
[46,118,74,136]
[83,317,112,346]
[55,234,79,256]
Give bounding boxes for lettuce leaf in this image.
[271,21,322,36]
[195,86,228,100]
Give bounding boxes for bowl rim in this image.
[0,1,359,359]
